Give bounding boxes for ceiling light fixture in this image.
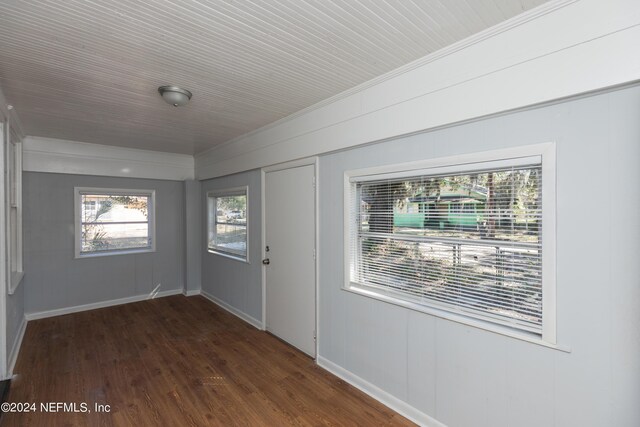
[158,85,192,107]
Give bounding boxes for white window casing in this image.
[207,186,249,263]
[5,124,23,294]
[344,143,557,347]
[74,187,156,258]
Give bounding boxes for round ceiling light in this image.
[158,85,192,107]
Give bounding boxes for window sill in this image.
[76,248,155,259]
[8,271,24,295]
[343,282,570,353]
[207,249,249,264]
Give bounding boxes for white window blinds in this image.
[348,161,544,335]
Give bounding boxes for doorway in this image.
[263,159,317,357]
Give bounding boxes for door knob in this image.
[262,258,270,265]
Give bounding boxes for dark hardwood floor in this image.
[2,295,414,426]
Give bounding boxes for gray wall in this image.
[6,283,24,362]
[318,85,640,427]
[201,169,262,324]
[184,180,202,293]
[23,172,185,314]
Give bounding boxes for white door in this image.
[264,164,316,357]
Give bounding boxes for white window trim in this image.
[74,187,156,258]
[343,143,560,349]
[206,186,249,263]
[6,131,23,294]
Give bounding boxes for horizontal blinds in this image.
[78,190,152,197]
[348,155,541,183]
[349,164,543,333]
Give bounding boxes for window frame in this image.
[5,126,23,294]
[343,143,558,348]
[206,186,249,263]
[74,187,156,258]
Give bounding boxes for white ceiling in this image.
[0,0,549,155]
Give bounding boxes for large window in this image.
[345,145,556,344]
[207,187,248,261]
[74,188,155,257]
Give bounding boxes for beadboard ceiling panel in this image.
[0,0,549,154]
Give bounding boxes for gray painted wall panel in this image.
[6,284,24,363]
[200,169,262,323]
[22,172,185,314]
[406,310,437,417]
[371,302,408,400]
[504,341,555,427]
[343,293,374,381]
[184,180,202,293]
[608,85,640,424]
[317,85,640,426]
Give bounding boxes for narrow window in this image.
[7,137,24,292]
[207,187,248,261]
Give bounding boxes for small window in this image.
[345,144,556,344]
[207,187,248,261]
[74,188,155,257]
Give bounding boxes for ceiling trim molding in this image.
[23,136,194,181]
[195,0,577,159]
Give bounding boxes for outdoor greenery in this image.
[356,166,543,327]
[361,168,541,240]
[217,195,246,213]
[81,195,149,252]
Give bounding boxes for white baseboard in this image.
[200,290,264,330]
[24,288,183,321]
[7,316,27,377]
[183,289,201,297]
[317,356,446,427]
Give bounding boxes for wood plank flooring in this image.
[2,295,414,426]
